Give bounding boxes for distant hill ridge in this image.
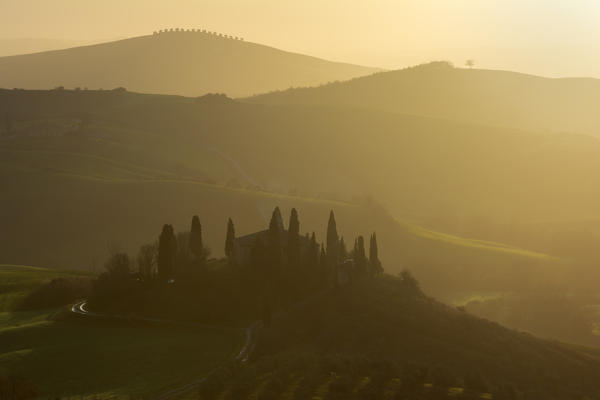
[152,27,245,41]
[0,32,380,97]
[248,61,600,137]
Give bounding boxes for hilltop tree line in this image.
[153,28,244,41]
[89,207,382,325]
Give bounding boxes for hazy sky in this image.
[1,0,599,77]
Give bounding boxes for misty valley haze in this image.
[2,3,600,399]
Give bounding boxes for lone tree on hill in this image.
[225,217,236,259]
[465,59,475,69]
[369,233,383,275]
[288,208,300,264]
[158,224,177,282]
[189,215,203,261]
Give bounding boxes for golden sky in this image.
[1,0,599,77]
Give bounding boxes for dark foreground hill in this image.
[248,61,600,138]
[200,276,600,399]
[0,31,379,97]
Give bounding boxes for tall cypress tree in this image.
[268,207,283,302]
[158,224,176,282]
[189,215,203,261]
[225,217,236,259]
[307,232,319,267]
[326,210,339,268]
[288,208,300,264]
[369,233,383,275]
[270,206,284,233]
[339,236,348,260]
[269,207,283,254]
[355,235,367,276]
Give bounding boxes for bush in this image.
[18,277,91,310]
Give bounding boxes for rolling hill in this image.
[196,276,600,399]
[0,38,101,57]
[247,61,600,137]
[0,88,594,302]
[0,31,379,97]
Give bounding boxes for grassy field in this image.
[0,265,245,399]
[401,220,555,260]
[0,264,89,312]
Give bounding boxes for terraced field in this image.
[180,370,493,399]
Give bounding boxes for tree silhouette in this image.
[157,224,177,282]
[189,215,203,261]
[137,243,157,281]
[288,208,300,264]
[225,217,236,259]
[466,59,475,69]
[326,210,339,268]
[369,233,383,275]
[354,236,367,276]
[307,232,319,267]
[339,236,348,260]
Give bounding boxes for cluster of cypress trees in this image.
[154,207,383,318]
[94,208,382,324]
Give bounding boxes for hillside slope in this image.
[0,267,242,398]
[0,89,587,300]
[202,276,600,399]
[0,32,379,97]
[247,61,600,137]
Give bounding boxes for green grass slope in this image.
[0,264,88,312]
[0,265,244,398]
[0,32,379,97]
[0,309,243,398]
[247,61,600,137]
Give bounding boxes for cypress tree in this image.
[268,207,283,301]
[269,207,283,260]
[355,235,367,276]
[189,215,203,261]
[225,217,236,258]
[369,233,383,275]
[288,208,300,264]
[307,232,319,267]
[339,236,348,260]
[326,210,339,268]
[270,206,284,233]
[158,224,177,282]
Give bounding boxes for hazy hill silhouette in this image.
[248,61,600,137]
[0,38,101,57]
[0,31,379,97]
[1,89,594,303]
